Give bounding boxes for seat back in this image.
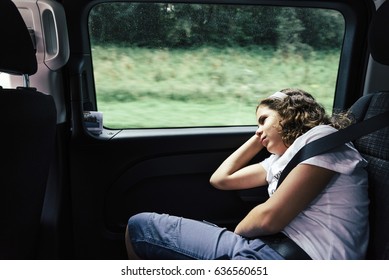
[350,0,389,260]
[0,0,57,259]
[350,92,389,260]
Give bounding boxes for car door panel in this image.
[69,125,269,258]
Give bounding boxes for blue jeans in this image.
[126,212,284,260]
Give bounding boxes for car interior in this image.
[0,0,388,260]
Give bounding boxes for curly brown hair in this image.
[257,88,353,147]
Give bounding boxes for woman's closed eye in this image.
[258,116,267,125]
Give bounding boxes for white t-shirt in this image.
[260,125,369,260]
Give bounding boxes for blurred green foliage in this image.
[92,46,340,128]
[89,3,344,51]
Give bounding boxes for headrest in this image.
[368,1,389,65]
[350,91,389,121]
[0,0,37,75]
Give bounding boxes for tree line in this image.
[89,3,344,51]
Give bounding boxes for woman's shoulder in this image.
[294,125,337,146]
[305,124,337,138]
[298,125,368,172]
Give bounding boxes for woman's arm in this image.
[210,134,268,190]
[234,163,336,237]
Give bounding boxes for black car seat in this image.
[351,0,389,259]
[0,0,57,259]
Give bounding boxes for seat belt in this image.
[276,109,389,188]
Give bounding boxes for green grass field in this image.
[91,46,340,128]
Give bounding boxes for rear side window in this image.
[88,3,344,129]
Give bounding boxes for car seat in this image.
[351,0,389,259]
[0,0,57,259]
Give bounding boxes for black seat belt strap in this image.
[276,109,389,188]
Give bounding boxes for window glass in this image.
[88,3,344,129]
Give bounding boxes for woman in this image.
[125,88,369,260]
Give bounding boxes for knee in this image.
[128,212,151,225]
[127,212,152,241]
[125,212,153,259]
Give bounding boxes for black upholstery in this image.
[351,92,389,260]
[0,0,37,75]
[0,0,57,259]
[351,1,389,259]
[368,1,389,65]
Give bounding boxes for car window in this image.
[88,2,344,129]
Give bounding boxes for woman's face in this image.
[256,105,288,155]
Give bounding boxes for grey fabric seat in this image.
[351,91,389,259]
[0,0,57,259]
[351,1,389,259]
